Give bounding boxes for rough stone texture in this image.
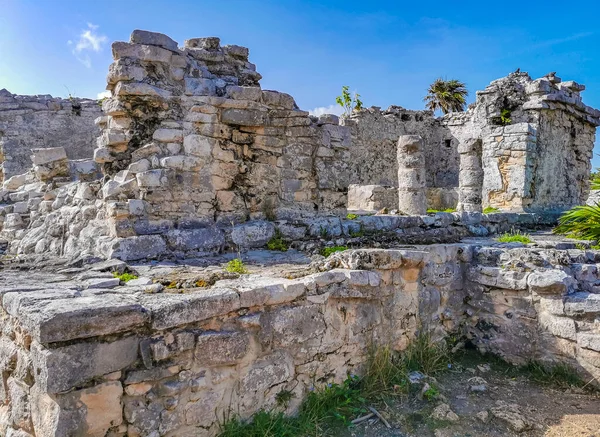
[2,243,600,436]
[443,72,599,212]
[397,135,427,215]
[341,106,458,190]
[0,30,597,264]
[347,184,398,212]
[457,138,483,212]
[0,89,101,180]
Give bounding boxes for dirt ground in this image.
[344,350,600,437]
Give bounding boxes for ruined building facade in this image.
[0,30,598,261]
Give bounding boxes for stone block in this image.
[194,331,249,366]
[221,108,268,126]
[564,292,600,316]
[528,269,571,295]
[231,221,275,248]
[183,135,216,157]
[539,312,576,340]
[141,288,240,330]
[114,235,167,261]
[30,147,67,165]
[49,381,123,437]
[152,128,183,143]
[578,332,600,352]
[14,294,148,343]
[165,228,224,252]
[184,78,216,96]
[32,336,139,393]
[130,29,178,51]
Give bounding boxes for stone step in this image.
[564,292,600,316]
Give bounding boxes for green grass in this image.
[218,334,451,437]
[496,230,531,244]
[225,258,249,274]
[267,231,288,252]
[426,208,456,214]
[521,361,587,389]
[113,272,138,282]
[346,213,359,220]
[483,206,500,214]
[321,246,348,257]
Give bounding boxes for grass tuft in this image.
[217,333,452,437]
[321,246,348,257]
[496,229,531,244]
[346,213,359,220]
[113,272,138,282]
[225,258,249,274]
[402,333,450,376]
[522,361,586,389]
[426,208,456,214]
[483,206,500,214]
[267,231,288,252]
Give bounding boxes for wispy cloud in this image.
[97,90,111,99]
[68,23,108,68]
[528,31,594,50]
[308,104,344,117]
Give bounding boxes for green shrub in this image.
[336,85,363,116]
[346,213,359,220]
[225,258,249,274]
[113,272,138,282]
[267,231,288,252]
[483,206,500,214]
[496,230,531,244]
[321,246,348,257]
[426,208,456,214]
[554,204,600,241]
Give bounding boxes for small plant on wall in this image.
[336,86,363,116]
[492,108,512,126]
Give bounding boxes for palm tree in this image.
[423,79,469,114]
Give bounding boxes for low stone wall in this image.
[0,249,436,437]
[3,244,600,436]
[0,171,559,261]
[0,89,101,181]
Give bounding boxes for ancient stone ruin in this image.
[1,30,600,436]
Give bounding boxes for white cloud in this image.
[70,23,108,68]
[308,104,344,117]
[97,90,111,99]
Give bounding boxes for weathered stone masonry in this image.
[0,89,101,180]
[3,244,600,436]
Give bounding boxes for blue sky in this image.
[2,0,600,165]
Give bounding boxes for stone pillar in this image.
[397,135,427,215]
[457,138,483,212]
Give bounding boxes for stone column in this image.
[457,138,483,212]
[397,135,427,215]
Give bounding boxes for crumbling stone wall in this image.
[445,73,600,212]
[0,249,431,437]
[3,244,600,436]
[342,106,458,189]
[0,89,101,180]
[96,29,351,241]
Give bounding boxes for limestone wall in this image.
[465,245,600,384]
[342,107,459,189]
[96,30,351,238]
[3,244,600,436]
[0,249,434,437]
[0,89,101,180]
[444,73,599,212]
